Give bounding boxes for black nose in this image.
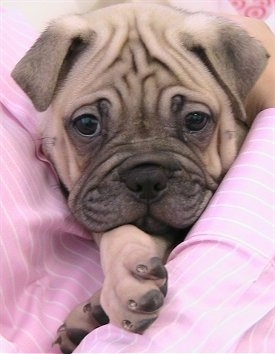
[121,164,168,202]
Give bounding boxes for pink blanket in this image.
[1,2,274,353]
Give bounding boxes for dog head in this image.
[12,4,268,236]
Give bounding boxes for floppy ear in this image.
[11,15,95,112]
[180,13,268,118]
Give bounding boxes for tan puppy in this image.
[12,3,268,353]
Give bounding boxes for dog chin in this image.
[133,216,183,237]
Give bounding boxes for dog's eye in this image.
[73,114,101,137]
[184,112,209,132]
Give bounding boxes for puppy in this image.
[12,3,268,353]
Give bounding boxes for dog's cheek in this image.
[207,115,248,176]
[69,179,147,232]
[219,122,248,172]
[49,144,86,192]
[150,180,213,229]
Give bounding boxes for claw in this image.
[134,316,157,333]
[138,289,164,312]
[136,264,148,273]
[90,303,109,325]
[53,324,76,354]
[66,328,89,346]
[52,335,62,346]
[128,299,138,310]
[122,319,134,331]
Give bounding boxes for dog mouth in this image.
[70,176,213,238]
[68,153,217,238]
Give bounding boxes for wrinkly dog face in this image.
[12,4,268,237]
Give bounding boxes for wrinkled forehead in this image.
[82,3,181,36]
[81,3,219,54]
[78,4,188,73]
[54,4,221,117]
[61,16,188,89]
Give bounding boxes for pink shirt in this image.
[1,6,274,353]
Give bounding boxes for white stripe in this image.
[2,33,32,60]
[0,82,34,118]
[3,23,35,44]
[60,240,102,280]
[1,199,30,285]
[217,189,271,208]
[0,289,14,325]
[252,126,275,132]
[247,317,259,352]
[24,286,71,314]
[232,162,273,176]
[190,231,273,258]
[11,326,44,352]
[240,150,274,159]
[1,129,40,201]
[212,282,274,352]
[165,249,250,350]
[207,203,273,226]
[116,331,140,353]
[187,254,256,310]
[225,176,274,193]
[168,240,222,281]
[262,309,275,352]
[4,11,37,32]
[150,242,238,349]
[44,285,80,306]
[198,216,270,239]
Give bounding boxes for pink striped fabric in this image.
[1,6,274,354]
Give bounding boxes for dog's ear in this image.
[11,15,95,112]
[180,13,268,112]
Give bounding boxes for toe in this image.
[54,324,77,354]
[84,302,109,325]
[135,257,167,280]
[121,316,157,334]
[136,289,164,312]
[134,316,158,333]
[66,328,89,346]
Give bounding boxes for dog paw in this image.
[54,289,109,354]
[101,255,168,333]
[55,226,168,353]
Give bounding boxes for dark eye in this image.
[184,112,210,132]
[73,114,101,137]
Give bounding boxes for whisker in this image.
[35,136,56,147]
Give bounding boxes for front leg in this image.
[55,225,170,353]
[96,225,169,333]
